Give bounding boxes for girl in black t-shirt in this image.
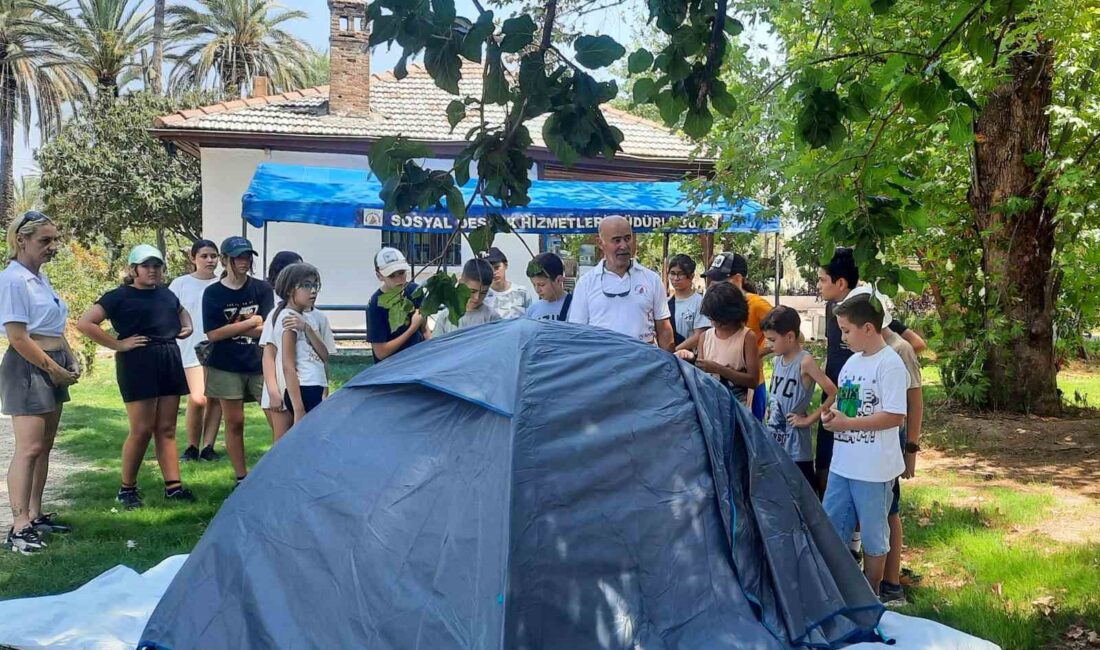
[201,237,273,487]
[77,245,195,509]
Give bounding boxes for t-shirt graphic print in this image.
[828,346,909,482]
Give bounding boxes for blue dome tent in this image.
[139,319,884,650]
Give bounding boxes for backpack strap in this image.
[557,293,573,321]
[669,296,686,345]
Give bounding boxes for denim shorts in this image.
[823,472,893,557]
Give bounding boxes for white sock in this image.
[849,532,862,553]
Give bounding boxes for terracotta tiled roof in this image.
[153,62,703,161]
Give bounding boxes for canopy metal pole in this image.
[263,224,269,279]
[774,233,781,305]
[661,232,670,288]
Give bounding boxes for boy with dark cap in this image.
[525,252,573,321]
[483,247,532,319]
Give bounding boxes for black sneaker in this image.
[164,486,196,502]
[880,581,907,607]
[31,512,72,534]
[199,445,221,462]
[180,446,200,462]
[117,487,144,509]
[5,526,47,554]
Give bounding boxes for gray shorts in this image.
[0,347,73,416]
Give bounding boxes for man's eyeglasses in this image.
[298,282,322,292]
[600,269,632,298]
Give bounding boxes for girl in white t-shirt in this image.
[169,240,223,463]
[260,263,335,442]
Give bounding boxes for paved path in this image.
[0,414,89,532]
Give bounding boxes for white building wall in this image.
[200,148,540,329]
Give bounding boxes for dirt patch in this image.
[923,410,1100,498]
[0,415,90,532]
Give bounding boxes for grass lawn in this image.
[1,354,1098,650]
[0,354,371,599]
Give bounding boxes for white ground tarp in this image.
[0,555,999,650]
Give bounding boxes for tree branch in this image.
[540,0,558,51]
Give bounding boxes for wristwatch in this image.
[904,441,921,454]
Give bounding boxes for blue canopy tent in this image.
[239,163,783,300]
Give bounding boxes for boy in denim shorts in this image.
[822,294,908,597]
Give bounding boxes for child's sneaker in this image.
[117,486,144,509]
[199,445,221,462]
[879,581,907,607]
[31,512,72,534]
[5,526,47,554]
[164,485,196,502]
[180,446,200,462]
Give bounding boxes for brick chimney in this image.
[328,0,370,116]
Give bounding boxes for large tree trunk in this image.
[968,41,1060,415]
[150,0,165,94]
[1,73,16,223]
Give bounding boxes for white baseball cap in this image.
[375,247,411,277]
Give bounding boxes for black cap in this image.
[220,236,257,257]
[702,252,749,281]
[483,247,508,265]
[527,252,564,279]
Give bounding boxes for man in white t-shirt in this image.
[567,216,674,350]
[821,293,908,597]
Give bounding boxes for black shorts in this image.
[284,385,324,416]
[116,343,189,403]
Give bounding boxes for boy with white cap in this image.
[367,247,430,361]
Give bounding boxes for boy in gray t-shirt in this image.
[433,258,501,337]
[761,306,837,487]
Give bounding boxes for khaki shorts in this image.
[205,367,263,403]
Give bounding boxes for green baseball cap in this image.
[128,244,165,265]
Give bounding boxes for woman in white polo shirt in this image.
[0,212,81,554]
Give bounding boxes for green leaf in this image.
[965,27,996,63]
[682,105,713,139]
[483,43,509,104]
[797,88,846,149]
[574,35,626,69]
[394,54,409,80]
[468,223,494,254]
[655,90,687,126]
[424,36,462,94]
[845,82,881,121]
[870,0,897,15]
[627,48,654,75]
[526,260,545,277]
[444,185,466,221]
[446,99,466,131]
[499,15,536,53]
[459,10,494,62]
[379,286,414,331]
[633,77,657,104]
[431,0,456,25]
[948,106,973,146]
[543,114,581,167]
[723,17,744,37]
[709,81,737,117]
[898,267,922,293]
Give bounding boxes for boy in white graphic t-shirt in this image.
[822,293,908,598]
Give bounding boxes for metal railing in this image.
[315,304,371,341]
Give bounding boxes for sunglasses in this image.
[600,268,633,298]
[15,211,49,232]
[297,282,322,292]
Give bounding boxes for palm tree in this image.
[66,0,152,96]
[149,0,164,93]
[299,47,329,88]
[168,0,310,97]
[0,0,83,222]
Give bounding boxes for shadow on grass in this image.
[897,494,1100,650]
